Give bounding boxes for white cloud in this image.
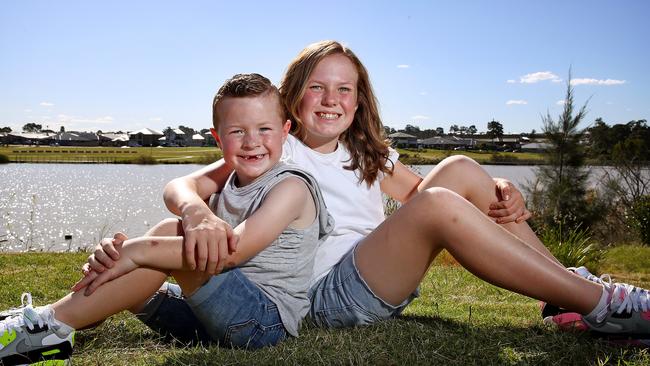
[397,64,410,69]
[149,117,162,122]
[506,100,528,105]
[519,71,561,84]
[57,114,114,124]
[570,78,626,86]
[40,102,54,107]
[506,79,516,84]
[411,115,430,120]
[556,100,566,105]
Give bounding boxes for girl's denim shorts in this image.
[307,245,419,328]
[137,268,286,349]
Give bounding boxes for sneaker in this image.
[584,282,650,336]
[0,295,74,366]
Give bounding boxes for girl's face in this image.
[298,53,359,153]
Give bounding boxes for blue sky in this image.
[1,0,648,134]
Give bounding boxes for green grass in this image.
[2,251,650,365]
[0,146,223,164]
[397,148,545,165]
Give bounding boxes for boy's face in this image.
[212,93,290,186]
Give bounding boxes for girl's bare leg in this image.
[355,187,602,314]
[51,218,198,329]
[419,155,560,264]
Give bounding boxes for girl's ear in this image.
[210,127,222,148]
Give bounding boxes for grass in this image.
[0,145,544,165]
[2,250,650,365]
[0,146,223,164]
[396,148,545,165]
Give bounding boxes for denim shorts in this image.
[308,245,419,328]
[136,268,287,349]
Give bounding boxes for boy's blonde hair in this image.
[212,73,283,130]
[280,41,392,186]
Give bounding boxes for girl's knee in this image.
[438,154,479,171]
[412,187,463,220]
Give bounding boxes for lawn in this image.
[0,146,222,164]
[396,148,545,165]
[2,249,650,365]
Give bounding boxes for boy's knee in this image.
[148,218,183,236]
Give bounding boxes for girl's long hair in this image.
[280,40,393,186]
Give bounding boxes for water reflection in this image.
[0,164,200,252]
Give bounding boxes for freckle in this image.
[451,216,458,224]
[152,241,159,246]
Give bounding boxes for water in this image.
[0,163,619,252]
[0,164,201,251]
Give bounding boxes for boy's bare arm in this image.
[224,177,315,268]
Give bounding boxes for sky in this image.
[1,0,648,134]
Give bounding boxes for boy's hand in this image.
[488,178,531,224]
[72,243,139,296]
[181,205,238,274]
[85,232,128,273]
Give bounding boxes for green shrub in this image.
[540,223,603,270]
[195,153,222,165]
[0,153,9,164]
[133,155,158,164]
[490,153,518,163]
[629,195,650,246]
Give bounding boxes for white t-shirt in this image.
[282,134,399,284]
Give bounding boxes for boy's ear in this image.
[281,119,291,141]
[210,127,222,148]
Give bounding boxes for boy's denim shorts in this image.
[136,268,287,349]
[307,244,419,328]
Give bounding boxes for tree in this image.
[0,126,11,133]
[468,125,477,135]
[22,123,42,132]
[384,126,396,136]
[486,120,503,141]
[527,73,602,230]
[435,127,444,135]
[459,126,468,136]
[449,124,459,135]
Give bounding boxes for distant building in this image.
[521,142,551,152]
[388,132,418,148]
[187,133,205,147]
[419,136,475,149]
[128,128,164,147]
[4,132,55,145]
[55,131,101,146]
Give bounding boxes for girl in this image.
[89,41,649,341]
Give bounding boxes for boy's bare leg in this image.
[51,218,185,328]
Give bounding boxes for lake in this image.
[0,163,612,252]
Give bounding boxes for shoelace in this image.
[568,266,612,285]
[0,304,56,334]
[613,283,650,315]
[0,293,33,318]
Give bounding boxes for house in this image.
[521,142,551,152]
[187,134,205,147]
[4,132,55,145]
[128,128,164,147]
[99,132,130,147]
[388,132,418,148]
[419,136,475,149]
[162,128,186,146]
[55,131,102,146]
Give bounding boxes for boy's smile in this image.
[214,93,290,186]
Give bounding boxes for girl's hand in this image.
[488,178,532,224]
[84,232,128,273]
[181,204,238,274]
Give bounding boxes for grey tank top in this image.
[209,161,334,336]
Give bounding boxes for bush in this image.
[540,223,604,270]
[0,153,8,164]
[133,155,158,164]
[629,195,650,246]
[490,153,518,163]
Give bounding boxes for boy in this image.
[0,73,333,364]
